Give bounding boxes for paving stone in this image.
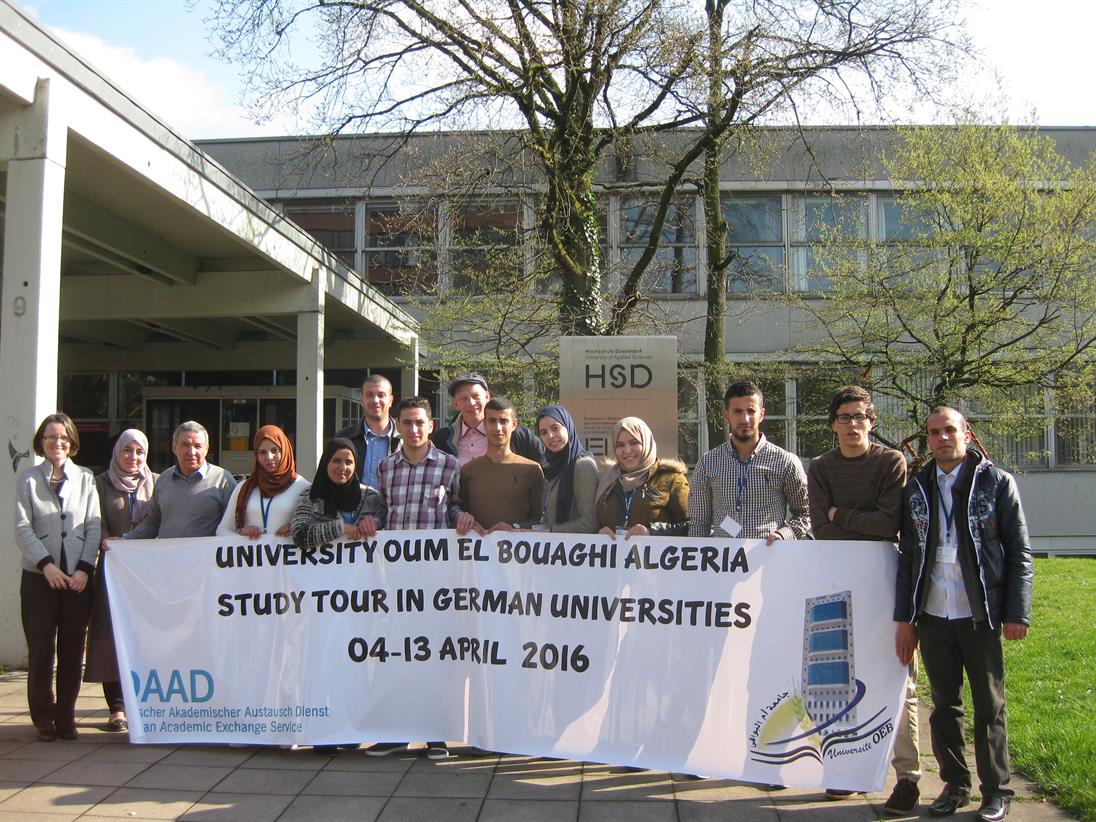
[47,758,152,786]
[277,794,387,822]
[479,798,579,822]
[677,798,781,822]
[0,757,68,782]
[578,800,678,822]
[394,771,492,798]
[375,796,480,822]
[177,791,293,821]
[126,763,235,792]
[0,782,114,814]
[160,746,256,767]
[301,769,403,796]
[488,769,583,800]
[84,786,203,818]
[209,766,315,795]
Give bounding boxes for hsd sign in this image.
[559,337,678,459]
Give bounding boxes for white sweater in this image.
[215,475,310,537]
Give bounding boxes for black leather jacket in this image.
[895,449,1033,629]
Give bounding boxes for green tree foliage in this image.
[791,118,1096,455]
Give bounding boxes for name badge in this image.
[937,543,958,564]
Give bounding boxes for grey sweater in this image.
[125,463,237,539]
[544,454,599,534]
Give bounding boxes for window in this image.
[450,201,522,292]
[620,195,697,294]
[807,661,850,686]
[811,601,847,623]
[809,630,849,653]
[283,201,356,270]
[722,195,785,293]
[1054,386,1096,466]
[363,202,437,294]
[791,195,867,292]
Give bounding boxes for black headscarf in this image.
[309,438,363,517]
[536,404,591,522]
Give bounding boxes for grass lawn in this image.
[918,557,1095,821]
[1005,557,1095,821]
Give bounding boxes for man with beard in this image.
[688,380,809,543]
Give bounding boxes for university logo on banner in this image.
[107,534,906,791]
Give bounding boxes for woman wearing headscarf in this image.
[14,413,101,741]
[535,405,598,533]
[85,429,158,732]
[291,437,384,549]
[595,416,690,539]
[216,425,308,539]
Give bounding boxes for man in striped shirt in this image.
[687,380,810,544]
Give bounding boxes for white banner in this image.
[106,534,907,791]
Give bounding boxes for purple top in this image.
[377,444,463,530]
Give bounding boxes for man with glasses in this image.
[807,385,921,813]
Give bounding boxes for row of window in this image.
[280,192,917,297]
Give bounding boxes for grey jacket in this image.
[14,459,101,575]
[895,449,1034,629]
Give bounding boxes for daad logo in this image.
[132,669,214,703]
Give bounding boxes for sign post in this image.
[559,336,678,459]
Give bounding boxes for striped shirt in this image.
[687,436,810,540]
[377,444,463,530]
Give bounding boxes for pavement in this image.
[0,673,1077,822]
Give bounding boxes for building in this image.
[0,1,418,664]
[197,128,1096,553]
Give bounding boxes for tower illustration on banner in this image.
[801,591,857,730]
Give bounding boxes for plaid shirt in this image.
[687,436,811,540]
[377,444,463,530]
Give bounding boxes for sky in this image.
[17,0,1096,140]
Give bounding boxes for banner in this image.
[106,534,907,791]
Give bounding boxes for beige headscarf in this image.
[595,416,658,508]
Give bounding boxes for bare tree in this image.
[209,0,964,353]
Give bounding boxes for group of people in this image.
[12,373,1032,822]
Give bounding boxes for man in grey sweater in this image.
[125,421,236,539]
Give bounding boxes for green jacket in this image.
[595,458,690,536]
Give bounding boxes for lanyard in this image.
[259,495,273,531]
[939,481,956,543]
[734,453,753,512]
[621,489,636,524]
[126,491,138,514]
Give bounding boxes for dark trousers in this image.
[103,681,125,714]
[20,570,94,734]
[918,613,1012,797]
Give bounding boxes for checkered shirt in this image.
[377,444,463,530]
[687,436,811,540]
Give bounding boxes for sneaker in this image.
[826,788,863,799]
[425,741,449,760]
[884,778,920,815]
[929,784,971,816]
[977,794,1011,822]
[365,741,408,757]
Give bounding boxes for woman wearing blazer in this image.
[13,413,101,741]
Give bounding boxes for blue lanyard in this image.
[126,491,138,514]
[621,489,636,523]
[259,495,273,531]
[734,453,753,512]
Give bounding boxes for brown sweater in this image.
[807,443,906,541]
[460,452,546,529]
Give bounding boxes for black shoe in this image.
[884,778,920,815]
[929,784,971,816]
[36,725,57,742]
[977,794,1011,822]
[425,741,449,760]
[57,728,78,741]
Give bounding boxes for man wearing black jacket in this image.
[334,374,401,489]
[431,374,545,467]
[895,407,1033,822]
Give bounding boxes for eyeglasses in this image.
[834,413,872,424]
[43,435,72,444]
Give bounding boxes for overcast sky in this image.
[18,0,1096,140]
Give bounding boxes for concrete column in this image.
[0,82,68,666]
[296,268,325,475]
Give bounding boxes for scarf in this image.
[536,404,591,522]
[309,438,363,518]
[107,428,154,524]
[595,416,657,509]
[235,425,298,529]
